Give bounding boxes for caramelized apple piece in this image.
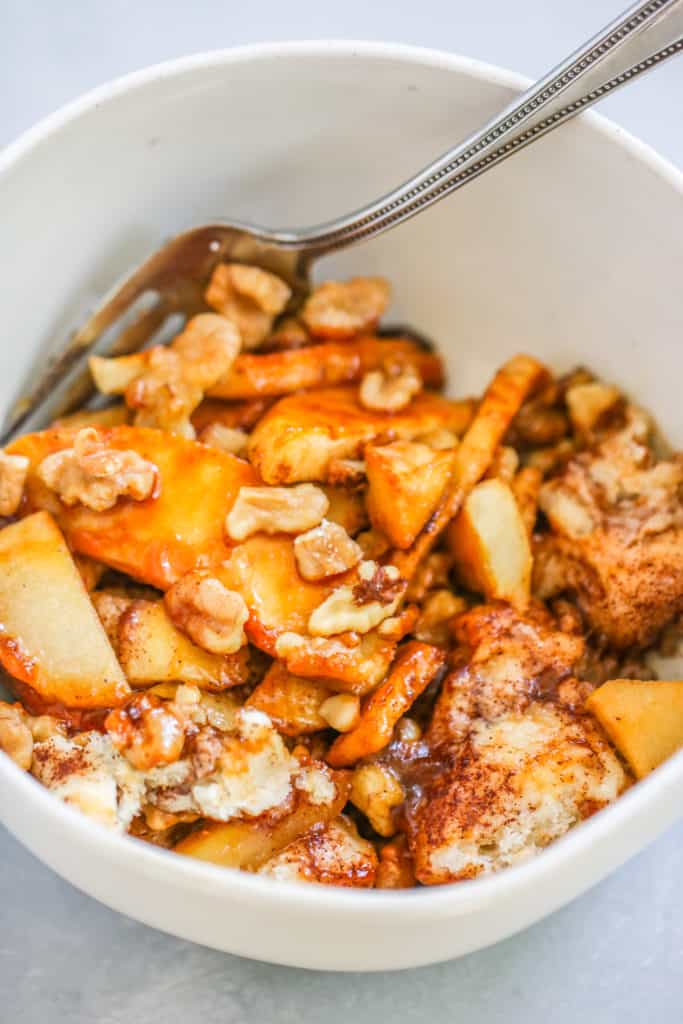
[220,534,339,654]
[365,441,456,549]
[191,398,272,433]
[219,536,398,692]
[248,386,475,484]
[392,354,548,580]
[117,599,250,690]
[8,426,258,588]
[448,478,532,610]
[209,336,443,399]
[327,641,447,766]
[275,629,401,695]
[175,770,350,869]
[586,679,683,778]
[246,661,332,735]
[0,512,129,708]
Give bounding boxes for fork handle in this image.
[281,0,683,254]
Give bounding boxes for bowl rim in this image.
[1,39,682,919]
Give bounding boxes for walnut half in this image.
[165,571,249,655]
[37,428,157,512]
[105,693,185,771]
[205,263,292,349]
[359,364,422,412]
[308,560,406,636]
[301,277,390,339]
[225,483,329,541]
[126,314,241,437]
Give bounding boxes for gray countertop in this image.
[1,1,682,1019]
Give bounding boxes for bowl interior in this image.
[1,45,681,440]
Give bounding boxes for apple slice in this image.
[8,425,258,588]
[448,478,532,610]
[117,599,250,691]
[248,387,475,484]
[91,336,444,401]
[0,511,130,708]
[365,441,456,549]
[586,678,683,778]
[246,661,331,735]
[220,535,400,692]
[220,534,338,654]
[209,336,444,399]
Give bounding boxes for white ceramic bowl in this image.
[0,42,682,972]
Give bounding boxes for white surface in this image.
[1,0,682,1015]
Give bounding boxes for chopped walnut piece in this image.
[0,702,33,770]
[350,763,404,836]
[566,381,621,436]
[164,571,248,655]
[172,314,242,385]
[225,483,329,541]
[359,364,422,413]
[319,694,361,732]
[125,347,198,437]
[205,263,292,349]
[0,451,29,516]
[294,519,362,581]
[301,276,390,340]
[105,693,185,772]
[189,726,224,778]
[308,561,406,637]
[352,560,404,605]
[37,428,157,512]
[413,589,467,646]
[198,423,249,456]
[228,264,292,316]
[126,315,241,436]
[395,717,422,743]
[556,677,595,709]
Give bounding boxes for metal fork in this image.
[3,0,682,445]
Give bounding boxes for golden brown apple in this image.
[586,678,683,778]
[0,511,130,708]
[448,478,532,610]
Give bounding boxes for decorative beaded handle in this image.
[284,0,683,253]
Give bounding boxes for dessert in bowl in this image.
[0,42,681,970]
